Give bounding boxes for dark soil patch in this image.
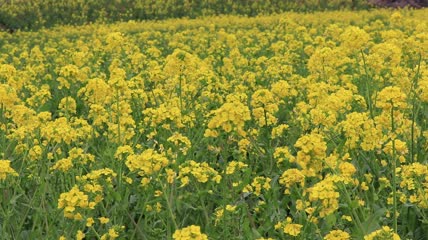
[369,0,428,8]
[0,23,15,33]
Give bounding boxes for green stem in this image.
[391,104,398,234]
[179,75,183,114]
[409,53,422,163]
[263,106,268,127]
[360,50,374,119]
[160,182,178,230]
[90,226,102,239]
[341,183,365,235]
[116,88,121,145]
[127,211,146,239]
[194,183,210,227]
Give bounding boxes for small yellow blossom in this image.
[86,217,94,227]
[76,230,85,240]
[0,160,18,181]
[99,217,110,224]
[324,230,350,240]
[173,225,208,240]
[364,226,400,240]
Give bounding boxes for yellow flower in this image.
[338,162,356,177]
[341,215,353,222]
[271,124,289,139]
[86,217,95,227]
[274,146,295,165]
[418,78,428,102]
[375,86,407,110]
[214,208,225,225]
[364,226,400,240]
[28,145,43,161]
[246,176,271,196]
[225,161,248,175]
[225,204,237,211]
[99,217,110,224]
[58,96,77,116]
[78,78,113,106]
[0,160,18,181]
[126,149,169,176]
[173,225,208,240]
[76,230,85,240]
[340,26,370,52]
[205,99,251,137]
[324,230,350,240]
[277,217,302,237]
[251,89,278,127]
[307,176,340,217]
[383,139,408,156]
[360,182,369,191]
[114,145,134,160]
[284,223,303,237]
[0,64,16,81]
[390,12,403,26]
[307,47,351,77]
[271,80,297,99]
[108,228,120,239]
[279,168,305,191]
[57,185,90,219]
[294,133,327,177]
[50,158,73,172]
[0,83,19,109]
[178,160,221,187]
[167,132,192,154]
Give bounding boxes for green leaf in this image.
[251,228,262,238]
[361,207,386,235]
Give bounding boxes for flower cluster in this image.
[57,185,95,220]
[126,149,169,186]
[178,160,221,187]
[205,98,251,137]
[364,226,401,240]
[0,160,18,181]
[173,225,208,240]
[275,217,303,237]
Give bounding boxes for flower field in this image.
[1,8,428,240]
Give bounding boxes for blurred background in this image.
[0,0,427,31]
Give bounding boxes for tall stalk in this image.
[390,103,398,234]
[360,50,374,120]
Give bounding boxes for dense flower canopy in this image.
[0,8,428,240]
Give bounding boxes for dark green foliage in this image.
[0,0,371,31]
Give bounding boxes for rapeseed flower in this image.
[57,185,91,219]
[206,99,251,137]
[178,160,221,187]
[243,176,271,196]
[308,176,340,217]
[173,225,208,240]
[376,86,408,110]
[294,133,327,177]
[275,217,303,237]
[340,26,370,52]
[364,226,400,240]
[324,230,350,240]
[279,168,305,192]
[0,160,18,180]
[0,84,19,109]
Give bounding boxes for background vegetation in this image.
[0,0,371,31]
